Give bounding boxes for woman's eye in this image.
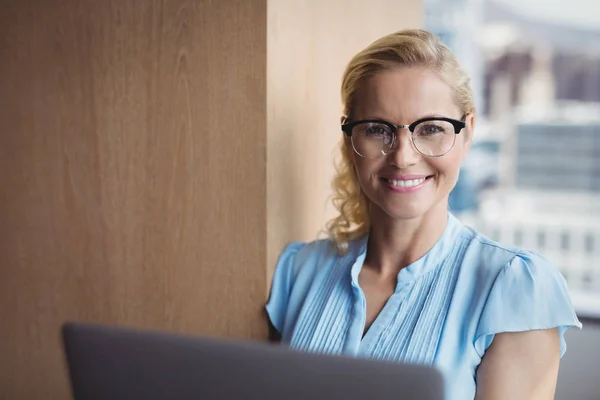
[418,124,445,135]
[366,125,388,135]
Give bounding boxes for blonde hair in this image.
[326,29,475,254]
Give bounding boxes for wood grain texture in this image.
[266,0,423,282]
[0,0,267,398]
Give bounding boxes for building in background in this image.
[514,104,600,193]
[425,0,600,314]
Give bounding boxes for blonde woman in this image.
[266,29,581,400]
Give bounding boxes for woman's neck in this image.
[364,202,449,279]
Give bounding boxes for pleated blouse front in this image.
[266,214,581,400]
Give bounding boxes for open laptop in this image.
[62,322,444,400]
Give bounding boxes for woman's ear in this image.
[461,113,475,159]
[467,113,476,133]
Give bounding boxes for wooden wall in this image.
[267,0,423,273]
[0,0,422,398]
[0,1,267,398]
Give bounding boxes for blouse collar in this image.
[349,213,466,285]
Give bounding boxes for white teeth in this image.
[389,178,426,188]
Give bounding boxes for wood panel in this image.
[267,0,423,279]
[0,0,267,398]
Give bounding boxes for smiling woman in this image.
[266,29,581,400]
[340,67,471,229]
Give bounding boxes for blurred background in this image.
[426,0,600,317]
[426,2,600,397]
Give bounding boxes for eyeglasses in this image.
[341,116,466,158]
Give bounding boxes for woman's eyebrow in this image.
[358,113,452,122]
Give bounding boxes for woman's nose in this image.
[388,130,419,167]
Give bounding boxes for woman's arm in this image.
[265,309,282,343]
[475,328,560,400]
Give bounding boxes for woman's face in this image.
[348,67,474,222]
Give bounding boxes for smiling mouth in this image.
[381,176,433,188]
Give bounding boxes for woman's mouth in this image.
[381,176,432,188]
[381,175,433,193]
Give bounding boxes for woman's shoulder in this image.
[453,223,581,356]
[453,222,577,307]
[277,237,339,265]
[274,237,360,279]
[470,237,581,356]
[459,223,553,275]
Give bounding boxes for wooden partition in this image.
[0,1,267,398]
[0,0,421,398]
[267,0,423,274]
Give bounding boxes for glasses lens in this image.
[350,122,394,158]
[412,120,456,156]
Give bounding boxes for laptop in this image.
[62,322,444,400]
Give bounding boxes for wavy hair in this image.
[325,29,475,254]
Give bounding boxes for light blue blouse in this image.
[266,213,582,400]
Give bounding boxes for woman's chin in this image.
[371,197,448,223]
[374,205,430,222]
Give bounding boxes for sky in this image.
[492,0,600,30]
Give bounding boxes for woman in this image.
[266,29,581,400]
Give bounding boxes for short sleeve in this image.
[265,242,305,334]
[474,252,582,358]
